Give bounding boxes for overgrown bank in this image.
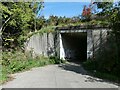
[82,33,120,83]
[82,2,120,83]
[82,60,120,84]
[1,51,63,84]
[1,1,120,85]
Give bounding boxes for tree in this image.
[36,16,46,30]
[91,1,120,76]
[47,15,59,26]
[110,2,120,69]
[82,5,92,21]
[1,2,43,50]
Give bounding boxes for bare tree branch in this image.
[0,16,11,32]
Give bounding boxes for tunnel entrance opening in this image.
[61,32,87,62]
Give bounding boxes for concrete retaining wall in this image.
[87,29,108,59]
[25,33,55,57]
[25,29,109,60]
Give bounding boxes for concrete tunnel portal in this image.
[26,26,109,62]
[60,32,87,62]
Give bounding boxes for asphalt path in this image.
[2,62,119,88]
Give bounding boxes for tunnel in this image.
[61,32,87,62]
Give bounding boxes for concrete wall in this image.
[54,32,60,59]
[59,34,66,60]
[59,29,108,60]
[25,33,54,57]
[87,29,108,59]
[25,29,108,60]
[59,33,87,60]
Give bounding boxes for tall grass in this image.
[1,51,60,84]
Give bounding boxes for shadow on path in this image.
[58,62,87,75]
[58,61,119,86]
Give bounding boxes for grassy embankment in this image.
[0,51,63,84]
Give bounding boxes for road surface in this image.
[2,62,119,88]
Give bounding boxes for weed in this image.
[1,51,61,84]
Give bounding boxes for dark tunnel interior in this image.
[61,32,87,62]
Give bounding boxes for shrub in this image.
[82,60,97,71]
[49,56,61,64]
[1,51,61,84]
[83,35,120,82]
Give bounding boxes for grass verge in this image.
[0,51,63,84]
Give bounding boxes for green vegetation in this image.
[1,2,114,51]
[82,1,120,83]
[1,1,120,84]
[1,51,62,84]
[1,2,43,50]
[82,60,119,83]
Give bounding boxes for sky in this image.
[37,2,90,19]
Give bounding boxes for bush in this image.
[49,56,62,64]
[94,35,120,77]
[1,51,61,84]
[82,60,119,82]
[82,60,97,71]
[82,35,120,82]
